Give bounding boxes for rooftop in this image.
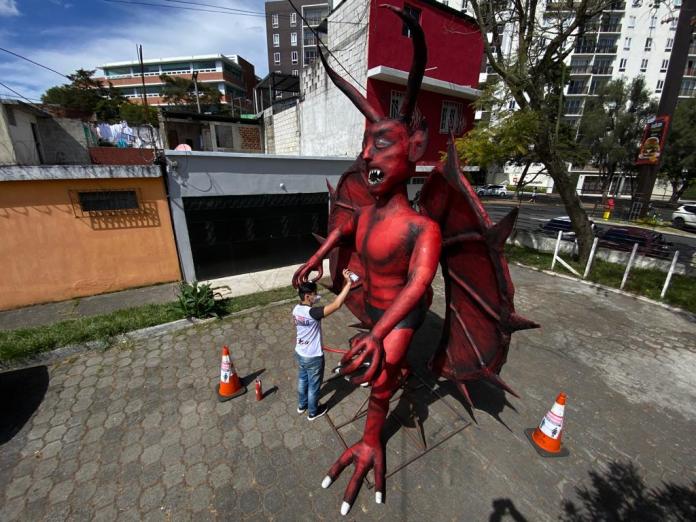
[100,54,244,69]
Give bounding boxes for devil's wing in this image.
[324,159,374,327]
[418,140,539,404]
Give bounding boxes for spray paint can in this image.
[255,378,263,401]
[348,272,359,283]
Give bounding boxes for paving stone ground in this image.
[1,266,695,521]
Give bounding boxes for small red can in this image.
[255,378,263,401]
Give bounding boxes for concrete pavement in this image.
[1,265,694,520]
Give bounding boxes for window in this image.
[640,58,648,72]
[631,0,641,6]
[78,191,139,212]
[507,99,516,109]
[273,33,280,47]
[304,30,316,46]
[650,16,657,29]
[564,99,583,115]
[402,4,422,38]
[304,48,317,65]
[290,12,297,26]
[272,13,278,28]
[273,52,280,65]
[215,125,234,149]
[656,79,664,93]
[660,59,669,72]
[439,100,464,134]
[644,37,652,51]
[292,69,299,76]
[291,32,297,46]
[666,38,674,51]
[304,7,325,26]
[291,50,298,64]
[389,91,404,118]
[624,37,631,50]
[161,62,189,73]
[671,18,678,30]
[618,58,627,71]
[628,16,636,28]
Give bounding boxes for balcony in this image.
[606,1,625,10]
[592,66,614,75]
[679,88,696,97]
[546,1,582,10]
[685,68,696,77]
[570,65,593,74]
[599,23,621,33]
[574,44,596,54]
[595,45,618,54]
[567,85,589,95]
[689,45,696,55]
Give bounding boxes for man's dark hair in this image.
[298,282,317,301]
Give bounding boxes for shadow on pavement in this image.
[561,460,696,521]
[489,498,528,521]
[0,365,49,445]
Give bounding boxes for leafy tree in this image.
[577,78,656,207]
[660,98,696,202]
[159,74,221,109]
[42,69,126,120]
[119,102,159,126]
[466,0,620,261]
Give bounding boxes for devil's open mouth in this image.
[368,168,384,185]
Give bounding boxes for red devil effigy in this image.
[292,5,538,515]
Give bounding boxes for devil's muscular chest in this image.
[355,209,418,273]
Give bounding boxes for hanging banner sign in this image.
[636,115,671,166]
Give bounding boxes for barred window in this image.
[389,90,404,119]
[78,190,139,212]
[439,100,464,134]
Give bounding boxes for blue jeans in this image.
[295,353,324,416]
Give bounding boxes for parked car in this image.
[597,226,672,258]
[539,216,596,240]
[477,184,508,197]
[671,204,696,230]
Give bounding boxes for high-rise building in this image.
[264,0,330,77]
[96,54,256,111]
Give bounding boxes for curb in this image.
[512,262,696,321]
[0,296,299,373]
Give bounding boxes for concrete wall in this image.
[165,150,355,281]
[0,171,181,310]
[163,120,263,153]
[37,117,91,165]
[263,104,299,155]
[0,105,17,165]
[5,107,41,165]
[299,0,369,157]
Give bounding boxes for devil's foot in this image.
[321,438,385,515]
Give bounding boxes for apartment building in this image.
[96,54,256,110]
[477,0,694,197]
[264,0,330,76]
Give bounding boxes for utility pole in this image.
[633,0,696,216]
[192,71,201,114]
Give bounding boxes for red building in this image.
[298,0,483,167]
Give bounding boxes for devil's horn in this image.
[318,46,382,123]
[381,4,427,124]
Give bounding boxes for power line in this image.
[0,81,45,108]
[0,46,69,78]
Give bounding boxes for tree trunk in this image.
[538,147,595,263]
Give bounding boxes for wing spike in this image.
[507,313,540,332]
[312,233,326,245]
[456,381,474,408]
[349,322,371,330]
[485,373,520,399]
[488,208,518,248]
[326,179,336,200]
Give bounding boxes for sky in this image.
[0,0,270,102]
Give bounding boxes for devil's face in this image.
[361,119,414,197]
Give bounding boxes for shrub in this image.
[177,281,219,319]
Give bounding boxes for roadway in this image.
[481,197,696,263]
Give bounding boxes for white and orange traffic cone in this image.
[525,392,569,457]
[217,345,246,401]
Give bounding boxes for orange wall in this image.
[0,177,181,311]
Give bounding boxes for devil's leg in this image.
[322,328,415,515]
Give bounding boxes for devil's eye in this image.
[375,137,392,149]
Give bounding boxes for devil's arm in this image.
[292,213,357,287]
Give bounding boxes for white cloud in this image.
[0,2,269,100]
[0,0,19,16]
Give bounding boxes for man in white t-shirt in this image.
[293,269,352,420]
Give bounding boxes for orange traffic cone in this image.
[525,392,569,457]
[217,346,246,401]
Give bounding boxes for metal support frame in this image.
[324,372,471,488]
[660,250,680,299]
[620,243,639,290]
[551,230,581,277]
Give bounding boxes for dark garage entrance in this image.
[184,193,328,280]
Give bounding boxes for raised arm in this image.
[292,215,356,288]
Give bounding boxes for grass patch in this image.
[0,285,297,364]
[504,244,696,314]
